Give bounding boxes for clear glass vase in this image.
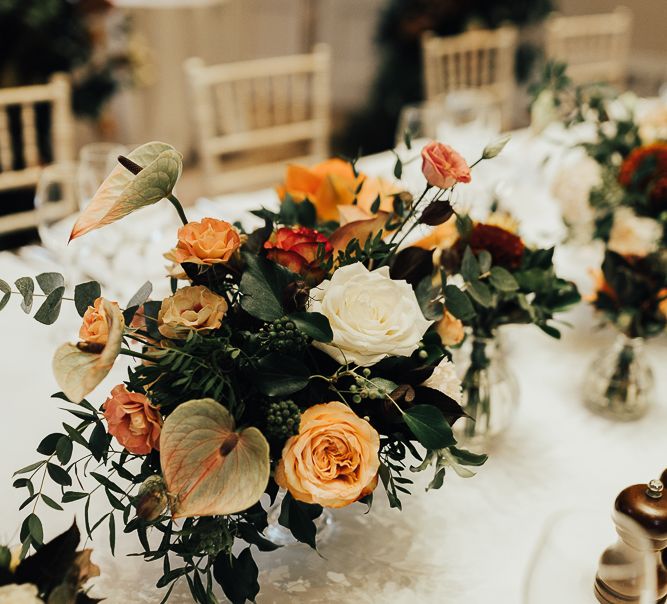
[455,335,519,449]
[264,490,335,546]
[583,334,654,421]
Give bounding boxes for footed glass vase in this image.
[455,335,519,449]
[583,334,654,421]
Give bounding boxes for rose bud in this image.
[135,475,168,521]
[264,226,332,285]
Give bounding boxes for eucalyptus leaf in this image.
[36,272,64,295]
[34,286,65,325]
[127,280,153,309]
[489,266,519,292]
[466,280,493,307]
[74,281,102,317]
[444,284,475,321]
[461,247,480,281]
[0,279,10,312]
[15,277,34,313]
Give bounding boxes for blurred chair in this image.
[544,7,633,88]
[185,44,331,195]
[0,74,74,235]
[421,27,518,130]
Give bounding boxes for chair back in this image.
[185,44,331,194]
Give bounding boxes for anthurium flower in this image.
[69,141,182,241]
[160,398,270,518]
[264,226,332,283]
[277,158,398,222]
[53,298,124,403]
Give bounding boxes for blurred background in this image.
[0,0,665,249]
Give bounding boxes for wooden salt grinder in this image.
[594,477,667,604]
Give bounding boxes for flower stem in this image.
[168,194,189,226]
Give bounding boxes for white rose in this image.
[608,208,661,257]
[637,102,667,143]
[551,152,600,226]
[423,358,462,403]
[309,262,431,366]
[0,583,43,604]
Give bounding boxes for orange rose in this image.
[275,401,380,508]
[164,218,241,266]
[277,158,398,222]
[436,310,465,346]
[421,142,471,189]
[79,297,120,346]
[102,384,162,455]
[158,285,227,339]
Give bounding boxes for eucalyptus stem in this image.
[119,348,156,362]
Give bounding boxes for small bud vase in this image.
[583,333,654,421]
[455,334,519,449]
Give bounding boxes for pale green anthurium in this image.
[69,141,182,241]
[52,300,124,403]
[160,398,270,518]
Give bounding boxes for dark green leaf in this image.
[489,266,519,292]
[477,251,492,274]
[90,471,125,494]
[538,323,561,339]
[56,436,73,465]
[278,492,321,549]
[34,286,65,325]
[403,404,456,449]
[37,432,63,455]
[455,214,473,238]
[41,494,64,511]
[36,272,64,295]
[62,491,89,503]
[14,461,46,475]
[239,254,291,321]
[28,514,43,545]
[370,195,381,214]
[109,513,116,555]
[444,284,475,321]
[47,463,72,486]
[288,311,333,342]
[213,548,260,604]
[74,281,102,317]
[393,156,403,179]
[89,422,109,462]
[255,353,309,397]
[15,277,34,313]
[390,247,434,287]
[449,446,488,466]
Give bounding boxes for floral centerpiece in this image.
[531,61,667,419]
[416,209,580,445]
[0,138,513,603]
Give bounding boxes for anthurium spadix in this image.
[69,141,183,241]
[52,300,124,403]
[160,399,270,518]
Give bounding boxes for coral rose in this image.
[164,218,241,266]
[436,310,465,346]
[103,384,162,455]
[79,297,120,346]
[158,285,227,339]
[277,158,398,222]
[264,226,332,284]
[275,401,380,508]
[421,142,471,190]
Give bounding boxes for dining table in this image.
[1,125,666,603]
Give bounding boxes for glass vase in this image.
[583,334,654,421]
[455,335,519,449]
[264,490,335,546]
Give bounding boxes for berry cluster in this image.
[265,399,301,441]
[259,317,307,353]
[348,368,389,403]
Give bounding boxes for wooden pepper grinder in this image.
[594,476,667,604]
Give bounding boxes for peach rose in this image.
[79,297,120,345]
[421,142,471,189]
[158,285,227,339]
[164,218,241,266]
[436,310,465,346]
[275,401,380,508]
[277,159,399,223]
[103,384,162,455]
[658,288,667,319]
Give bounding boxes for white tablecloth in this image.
[1,131,666,603]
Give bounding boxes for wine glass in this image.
[523,509,658,604]
[34,162,81,255]
[78,142,127,210]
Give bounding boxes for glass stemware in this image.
[78,142,127,210]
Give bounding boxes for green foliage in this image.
[265,400,301,442]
